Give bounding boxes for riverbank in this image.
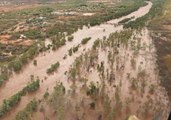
[149,0,171,101]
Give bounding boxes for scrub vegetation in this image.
[0,0,170,120]
[149,0,171,101]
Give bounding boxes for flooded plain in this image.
[0,1,170,120]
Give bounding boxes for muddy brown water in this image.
[0,1,169,120]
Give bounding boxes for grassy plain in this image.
[150,0,171,100]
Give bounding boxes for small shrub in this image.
[81,37,91,45]
[73,45,79,53]
[47,62,60,74]
[68,36,74,42]
[33,60,37,66]
[68,48,73,56]
[149,84,155,94]
[15,99,38,120]
[44,91,49,99]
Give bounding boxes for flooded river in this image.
[0,1,169,120]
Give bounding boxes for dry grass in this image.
[0,4,41,13]
[0,34,33,46]
[151,0,171,26]
[163,55,171,72]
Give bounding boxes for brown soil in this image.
[152,33,171,101]
[0,34,33,46]
[0,4,40,13]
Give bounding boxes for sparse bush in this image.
[44,91,49,99]
[0,80,40,117]
[149,84,155,94]
[33,60,37,66]
[24,79,40,92]
[81,37,91,45]
[47,62,60,74]
[15,99,38,120]
[0,72,9,86]
[68,67,77,80]
[90,102,96,110]
[10,60,23,72]
[130,78,138,90]
[73,45,79,53]
[24,29,43,40]
[68,36,74,42]
[87,82,99,96]
[93,39,100,49]
[49,83,66,120]
[52,37,66,50]
[68,48,73,56]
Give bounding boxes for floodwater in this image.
[107,1,152,24]
[92,29,170,119]
[0,1,169,120]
